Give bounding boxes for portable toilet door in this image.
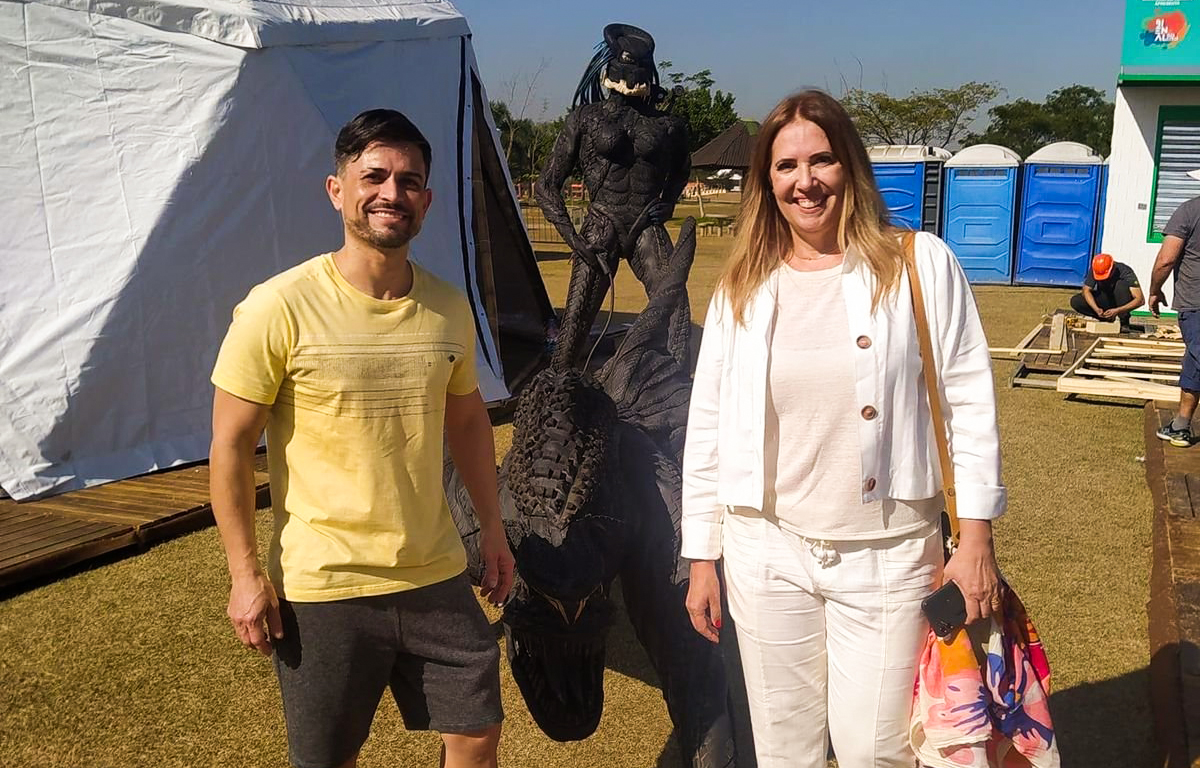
[1015,142,1103,286]
[1093,158,1109,256]
[869,145,952,232]
[941,144,1021,285]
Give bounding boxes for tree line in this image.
[490,72,1114,190]
[844,82,1113,158]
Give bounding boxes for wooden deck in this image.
[1144,405,1200,767]
[0,454,269,591]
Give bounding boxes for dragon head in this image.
[499,367,626,740]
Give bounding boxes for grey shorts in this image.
[272,572,503,768]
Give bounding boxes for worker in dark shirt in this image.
[1069,253,1144,327]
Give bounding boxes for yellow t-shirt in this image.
[211,254,477,601]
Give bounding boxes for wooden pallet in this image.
[1008,324,1100,390]
[990,315,1066,359]
[0,454,269,591]
[1056,337,1183,401]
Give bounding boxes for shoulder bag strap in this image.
[902,232,960,543]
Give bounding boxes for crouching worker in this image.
[209,109,513,768]
[1069,253,1144,328]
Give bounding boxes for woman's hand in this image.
[942,519,1002,625]
[685,560,723,643]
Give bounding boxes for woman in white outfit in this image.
[681,90,1006,767]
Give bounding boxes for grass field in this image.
[0,222,1156,767]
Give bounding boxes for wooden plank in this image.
[0,525,126,565]
[1106,338,1186,349]
[1058,375,1179,400]
[0,515,128,556]
[0,530,136,590]
[1076,368,1180,382]
[1105,375,1181,399]
[32,493,175,517]
[0,509,68,537]
[1085,318,1122,335]
[82,486,206,506]
[991,347,1037,356]
[86,476,209,496]
[23,504,153,527]
[994,341,1068,356]
[991,346,1064,356]
[0,517,108,558]
[1084,358,1183,372]
[1090,348,1185,358]
[1049,313,1066,352]
[1168,473,1195,520]
[1096,340,1185,351]
[0,511,110,543]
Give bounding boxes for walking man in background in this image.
[1151,169,1200,448]
[1070,253,1144,328]
[209,109,513,768]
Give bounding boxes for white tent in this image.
[0,0,553,499]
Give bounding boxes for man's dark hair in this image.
[334,109,432,179]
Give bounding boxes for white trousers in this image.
[722,511,942,768]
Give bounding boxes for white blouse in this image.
[765,261,936,540]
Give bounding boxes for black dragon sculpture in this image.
[446,218,754,767]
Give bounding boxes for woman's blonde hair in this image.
[718,90,908,324]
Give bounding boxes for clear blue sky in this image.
[452,0,1127,124]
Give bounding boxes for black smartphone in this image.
[921,581,967,638]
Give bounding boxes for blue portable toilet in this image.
[941,144,1022,285]
[1093,157,1110,256]
[1015,142,1104,286]
[869,145,952,232]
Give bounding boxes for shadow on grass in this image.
[604,584,684,766]
[1063,394,1153,410]
[535,249,572,262]
[1049,666,1155,767]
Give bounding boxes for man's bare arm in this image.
[1119,286,1146,315]
[444,389,514,605]
[1149,235,1186,316]
[210,387,279,655]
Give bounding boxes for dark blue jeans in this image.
[1179,310,1200,392]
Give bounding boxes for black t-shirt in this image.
[1084,261,1140,294]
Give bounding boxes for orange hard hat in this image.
[1092,253,1114,281]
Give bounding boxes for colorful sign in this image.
[1121,0,1200,81]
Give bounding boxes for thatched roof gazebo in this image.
[689,120,758,219]
[691,119,759,171]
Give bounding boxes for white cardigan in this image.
[680,232,1006,560]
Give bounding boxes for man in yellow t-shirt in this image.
[209,109,514,768]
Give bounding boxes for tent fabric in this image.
[16,0,470,48]
[691,120,759,170]
[0,0,550,499]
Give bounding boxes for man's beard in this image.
[346,209,421,249]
